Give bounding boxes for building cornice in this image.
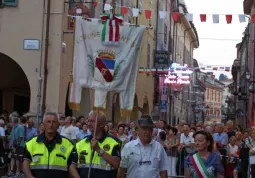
[181,15,199,48]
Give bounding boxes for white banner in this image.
[70,17,146,110]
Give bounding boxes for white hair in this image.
[43,112,59,122]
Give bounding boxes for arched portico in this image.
[0,53,31,116]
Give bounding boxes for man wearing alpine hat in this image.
[117,115,168,178]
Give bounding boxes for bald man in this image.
[75,110,122,178]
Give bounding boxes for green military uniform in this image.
[76,133,122,178]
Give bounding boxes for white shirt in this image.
[120,137,168,178]
[180,132,195,153]
[0,127,5,137]
[60,125,77,140]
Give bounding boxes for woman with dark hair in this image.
[184,131,225,178]
[165,126,179,177]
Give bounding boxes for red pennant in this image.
[121,6,128,16]
[144,10,152,19]
[200,14,206,22]
[93,1,98,7]
[252,14,255,23]
[172,12,180,22]
[226,15,232,24]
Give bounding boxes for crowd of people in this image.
[0,110,254,177]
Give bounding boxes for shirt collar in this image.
[135,137,154,146]
[36,132,62,144]
[85,132,108,143]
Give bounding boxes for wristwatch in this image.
[98,149,105,157]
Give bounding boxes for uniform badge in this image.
[60,146,66,153]
[103,144,110,151]
[32,156,40,163]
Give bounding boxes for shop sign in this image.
[154,51,169,68]
[23,40,40,50]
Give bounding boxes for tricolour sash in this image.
[190,153,213,178]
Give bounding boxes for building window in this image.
[164,24,167,45]
[215,91,217,101]
[4,0,18,6]
[147,43,151,69]
[207,89,209,100]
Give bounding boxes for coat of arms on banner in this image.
[89,49,125,83]
[94,50,116,83]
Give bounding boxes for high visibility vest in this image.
[76,136,121,171]
[25,136,74,172]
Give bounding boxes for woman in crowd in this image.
[184,131,225,178]
[36,122,45,135]
[104,125,109,133]
[165,126,179,177]
[226,136,239,177]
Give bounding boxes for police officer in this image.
[23,112,80,178]
[75,110,121,178]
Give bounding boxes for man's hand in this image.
[91,138,100,152]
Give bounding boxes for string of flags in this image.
[95,2,253,23]
[138,65,232,74]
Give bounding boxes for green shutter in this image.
[4,0,18,6]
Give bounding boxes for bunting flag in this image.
[73,3,250,24]
[226,15,232,24]
[172,12,180,22]
[213,14,219,24]
[121,6,128,15]
[252,14,255,23]
[132,8,139,17]
[93,2,98,7]
[200,14,206,22]
[145,10,152,19]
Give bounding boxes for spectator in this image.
[124,126,129,136]
[226,136,239,177]
[7,112,25,177]
[60,117,77,142]
[165,126,179,177]
[117,124,129,144]
[104,125,109,133]
[129,127,138,141]
[57,116,65,133]
[190,127,196,133]
[76,123,89,141]
[128,121,135,136]
[36,122,45,135]
[226,120,235,138]
[213,123,228,175]
[158,131,167,150]
[25,118,37,142]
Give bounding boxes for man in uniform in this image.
[23,112,80,178]
[75,110,121,178]
[117,115,168,178]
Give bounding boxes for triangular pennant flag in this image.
[159,11,166,19]
[144,10,152,19]
[93,2,98,7]
[252,14,255,23]
[186,13,193,22]
[226,15,232,24]
[172,12,180,22]
[104,4,112,11]
[121,6,128,16]
[212,14,219,24]
[132,8,139,17]
[239,14,246,23]
[200,14,206,22]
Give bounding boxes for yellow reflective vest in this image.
[25,134,74,172]
[76,135,121,171]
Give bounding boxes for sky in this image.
[185,0,248,78]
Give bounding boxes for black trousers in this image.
[218,149,227,176]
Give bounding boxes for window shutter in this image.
[4,0,18,6]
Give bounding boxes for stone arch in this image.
[0,52,31,115]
